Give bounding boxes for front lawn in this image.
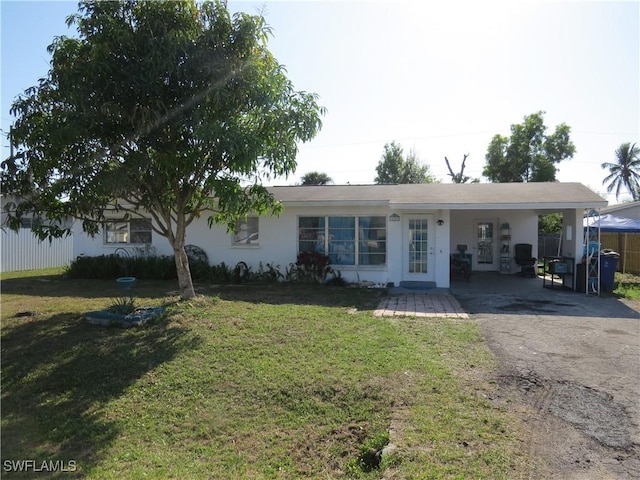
[1,270,532,478]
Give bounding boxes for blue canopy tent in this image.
[583,214,640,233]
[583,214,640,275]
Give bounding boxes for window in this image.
[19,217,41,229]
[232,217,259,246]
[298,216,325,253]
[328,217,355,265]
[298,216,386,266]
[358,216,387,265]
[105,219,152,244]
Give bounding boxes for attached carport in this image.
[445,183,607,289]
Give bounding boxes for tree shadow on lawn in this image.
[1,312,200,478]
[203,283,386,311]
[0,274,180,301]
[1,274,385,311]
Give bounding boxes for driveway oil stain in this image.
[497,298,577,313]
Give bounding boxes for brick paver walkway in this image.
[374,293,469,318]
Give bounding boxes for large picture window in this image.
[105,218,152,244]
[358,216,387,266]
[298,216,386,266]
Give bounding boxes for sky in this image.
[1,0,639,204]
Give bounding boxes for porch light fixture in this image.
[437,219,444,226]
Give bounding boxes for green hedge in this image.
[67,254,196,281]
[66,253,342,285]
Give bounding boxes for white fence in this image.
[1,228,73,272]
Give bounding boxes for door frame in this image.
[473,218,499,271]
[402,214,435,282]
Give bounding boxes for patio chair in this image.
[514,243,536,277]
[450,244,471,281]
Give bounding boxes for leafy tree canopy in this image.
[601,142,640,201]
[374,141,436,184]
[482,111,575,183]
[1,0,325,299]
[300,171,333,185]
[538,213,563,234]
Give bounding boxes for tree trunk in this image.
[173,244,196,299]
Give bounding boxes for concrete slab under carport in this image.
[450,270,549,296]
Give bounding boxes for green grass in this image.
[613,272,640,300]
[1,270,532,479]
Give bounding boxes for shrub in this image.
[132,255,178,280]
[188,259,213,281]
[252,262,284,283]
[67,254,345,287]
[325,270,347,286]
[107,296,138,315]
[67,254,177,280]
[289,252,333,283]
[211,262,233,283]
[67,255,123,279]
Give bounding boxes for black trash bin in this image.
[575,263,585,293]
[600,251,619,292]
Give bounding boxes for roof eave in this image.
[389,201,609,210]
[281,200,389,208]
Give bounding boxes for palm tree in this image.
[601,142,640,201]
[300,171,333,185]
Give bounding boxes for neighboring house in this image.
[73,182,607,289]
[599,201,640,221]
[1,195,74,272]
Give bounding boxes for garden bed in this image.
[84,306,165,327]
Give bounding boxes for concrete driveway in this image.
[451,273,640,479]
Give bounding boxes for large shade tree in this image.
[601,142,640,201]
[2,0,324,299]
[375,141,435,184]
[483,111,575,182]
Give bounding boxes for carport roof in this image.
[269,182,607,210]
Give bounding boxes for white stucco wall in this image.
[449,209,539,271]
[73,206,557,287]
[72,206,451,287]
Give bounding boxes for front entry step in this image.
[398,281,437,290]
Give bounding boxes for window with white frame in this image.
[358,216,387,265]
[232,216,259,246]
[298,216,386,266]
[104,218,152,244]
